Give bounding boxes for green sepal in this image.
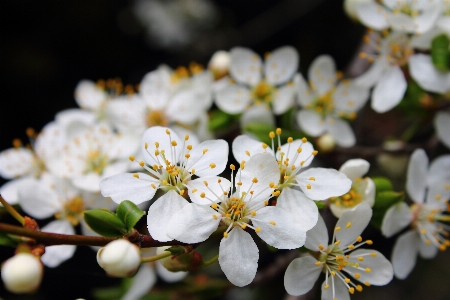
[431,34,450,71]
[371,190,405,230]
[84,209,127,238]
[165,246,186,255]
[315,200,327,210]
[116,200,145,232]
[208,109,239,131]
[0,232,18,247]
[372,176,393,193]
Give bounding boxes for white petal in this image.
[406,149,428,204]
[187,176,231,205]
[139,68,172,110]
[277,188,318,231]
[122,265,156,300]
[55,108,96,130]
[304,215,329,251]
[0,148,35,179]
[387,12,416,33]
[296,73,314,107]
[272,84,295,115]
[371,66,406,113]
[18,180,60,219]
[40,220,76,267]
[277,139,315,168]
[185,139,228,177]
[238,153,279,203]
[99,173,160,205]
[252,206,306,249]
[419,238,439,259]
[325,117,356,148]
[296,110,326,137]
[74,80,106,111]
[297,168,352,200]
[414,7,441,34]
[428,152,450,184]
[0,177,35,205]
[215,84,251,114]
[284,256,322,296]
[321,275,350,300]
[339,159,370,181]
[72,173,102,193]
[409,54,450,94]
[166,203,221,243]
[308,55,336,96]
[333,81,370,112]
[346,249,393,285]
[434,112,450,149]
[381,202,413,238]
[364,177,376,207]
[392,230,419,279]
[219,227,259,287]
[232,135,275,165]
[141,126,182,166]
[241,104,276,128]
[147,191,188,242]
[229,47,262,86]
[355,2,389,30]
[166,91,203,125]
[105,96,147,134]
[353,58,386,88]
[264,46,299,85]
[335,202,372,246]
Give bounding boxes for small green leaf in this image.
[116,200,145,231]
[208,109,239,131]
[372,176,393,193]
[371,191,405,230]
[0,232,18,247]
[431,34,450,71]
[84,209,127,238]
[165,246,186,255]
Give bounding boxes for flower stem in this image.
[0,196,24,225]
[202,253,219,268]
[141,251,172,263]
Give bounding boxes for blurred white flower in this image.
[284,203,393,299]
[1,253,43,294]
[330,159,375,218]
[297,55,369,146]
[381,149,450,279]
[435,111,450,149]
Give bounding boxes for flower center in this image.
[85,149,109,174]
[146,110,169,127]
[311,90,334,116]
[386,37,412,67]
[251,80,274,104]
[219,196,252,226]
[330,178,365,209]
[55,196,85,226]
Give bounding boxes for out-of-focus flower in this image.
[215,46,299,127]
[381,149,450,279]
[284,203,393,299]
[167,153,307,287]
[208,50,230,80]
[330,159,375,218]
[435,111,450,149]
[1,253,43,294]
[409,53,450,94]
[297,55,369,146]
[97,239,141,277]
[344,0,372,21]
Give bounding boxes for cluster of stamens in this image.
[330,178,365,208]
[55,196,86,226]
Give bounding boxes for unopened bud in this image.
[208,50,230,80]
[1,253,43,294]
[157,246,203,272]
[97,239,141,277]
[317,133,335,153]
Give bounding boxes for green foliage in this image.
[116,200,145,232]
[431,34,450,71]
[208,109,239,131]
[0,232,18,247]
[84,209,127,238]
[371,189,405,230]
[372,176,393,193]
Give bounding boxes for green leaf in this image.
[242,122,276,145]
[116,200,145,231]
[372,176,393,193]
[208,109,239,131]
[84,209,127,238]
[0,232,18,247]
[315,200,327,210]
[371,191,405,230]
[431,34,450,71]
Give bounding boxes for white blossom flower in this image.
[381,149,450,279]
[297,55,369,147]
[232,132,352,231]
[355,0,441,34]
[409,53,450,94]
[284,203,393,299]
[166,153,307,287]
[100,126,228,241]
[355,31,412,112]
[1,253,43,294]
[435,111,450,149]
[74,79,108,116]
[97,239,141,277]
[215,46,299,125]
[330,159,376,218]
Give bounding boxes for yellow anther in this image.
[154,142,158,148]
[297,147,303,153]
[151,184,156,189]
[133,174,139,178]
[129,155,135,162]
[269,182,275,188]
[180,190,185,196]
[312,150,318,156]
[202,149,209,154]
[354,273,360,279]
[255,227,261,233]
[335,227,341,231]
[223,232,228,238]
[300,161,305,166]
[306,184,312,189]
[192,189,197,193]
[230,164,235,170]
[284,175,289,179]
[270,221,276,226]
[234,210,241,215]
[356,285,363,292]
[165,129,170,135]
[252,177,258,183]
[272,191,280,197]
[348,245,355,250]
[241,224,247,229]
[213,215,218,220]
[200,192,206,198]
[348,287,355,294]
[187,145,193,150]
[318,244,324,250]
[162,180,168,185]
[269,131,275,138]
[331,271,336,276]
[364,282,370,287]
[426,239,432,245]
[211,203,218,209]
[323,284,329,290]
[345,278,351,283]
[245,150,251,156]
[309,177,315,181]
[185,134,189,141]
[237,181,243,186]
[154,150,160,156]
[439,244,447,251]
[223,191,228,195]
[347,222,352,228]
[287,137,293,143]
[315,261,321,266]
[264,200,269,206]
[185,154,190,159]
[365,268,371,272]
[421,229,427,234]
[251,211,256,216]
[366,240,373,245]
[171,141,177,147]
[262,143,268,149]
[276,128,282,135]
[191,169,195,174]
[145,142,149,149]
[139,161,145,167]
[358,256,364,261]
[370,252,377,257]
[335,240,341,245]
[301,137,307,143]
[203,181,209,186]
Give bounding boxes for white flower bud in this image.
[97,239,141,277]
[1,253,43,294]
[317,134,336,153]
[208,50,230,79]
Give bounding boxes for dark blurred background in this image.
[2,1,449,299]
